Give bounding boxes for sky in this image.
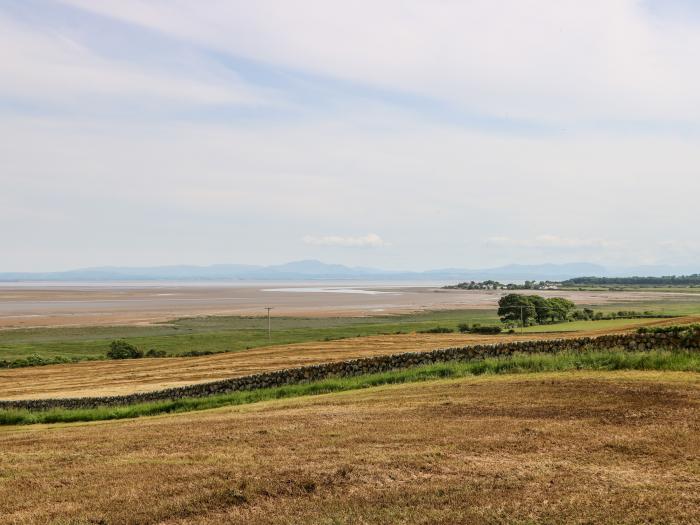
[2,0,700,272]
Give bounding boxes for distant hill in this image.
[2,260,694,282]
[0,260,389,282]
[450,263,606,280]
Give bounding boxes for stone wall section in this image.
[2,332,698,411]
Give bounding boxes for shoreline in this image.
[0,282,694,329]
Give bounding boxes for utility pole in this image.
[520,306,524,335]
[265,307,273,341]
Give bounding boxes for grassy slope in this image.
[3,349,699,425]
[0,370,698,524]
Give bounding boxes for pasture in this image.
[0,309,498,364]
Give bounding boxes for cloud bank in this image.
[1,1,699,271]
[485,235,620,249]
[302,234,386,248]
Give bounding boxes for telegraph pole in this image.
[265,307,273,341]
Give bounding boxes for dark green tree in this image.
[527,295,551,324]
[107,340,143,359]
[546,297,576,322]
[498,294,536,325]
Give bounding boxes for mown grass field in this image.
[1,370,698,524]
[0,330,579,400]
[5,317,700,400]
[3,349,699,425]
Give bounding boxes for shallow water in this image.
[262,287,400,295]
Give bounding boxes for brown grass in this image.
[2,316,699,401]
[0,371,698,524]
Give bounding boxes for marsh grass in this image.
[0,310,498,364]
[2,349,698,426]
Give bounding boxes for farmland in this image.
[3,315,699,401]
[2,285,700,524]
[0,309,499,364]
[2,291,700,366]
[1,371,698,523]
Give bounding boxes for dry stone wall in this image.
[2,331,698,411]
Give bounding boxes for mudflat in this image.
[0,282,686,328]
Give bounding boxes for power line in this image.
[264,307,273,341]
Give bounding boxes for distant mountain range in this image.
[1,260,697,282]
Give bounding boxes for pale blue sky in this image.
[2,1,699,271]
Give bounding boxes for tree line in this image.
[496,294,666,326]
[562,275,700,286]
[444,280,559,291]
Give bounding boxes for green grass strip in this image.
[2,349,699,426]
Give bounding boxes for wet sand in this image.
[0,281,685,329]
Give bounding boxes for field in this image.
[3,315,699,401]
[2,285,700,523]
[3,294,700,366]
[1,371,698,524]
[3,349,699,425]
[0,310,499,363]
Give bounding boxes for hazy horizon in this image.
[2,259,698,282]
[3,1,700,272]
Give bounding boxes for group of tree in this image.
[444,280,560,291]
[106,340,167,359]
[418,323,502,334]
[497,294,576,325]
[562,275,700,287]
[496,294,669,326]
[571,309,670,321]
[457,323,502,334]
[443,280,503,290]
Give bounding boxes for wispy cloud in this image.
[0,11,274,113]
[485,235,621,249]
[302,234,386,247]
[1,2,700,271]
[59,0,700,125]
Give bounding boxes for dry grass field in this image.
[3,316,697,401]
[1,371,698,524]
[0,331,533,399]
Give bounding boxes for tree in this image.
[457,322,471,333]
[546,297,576,322]
[498,294,537,325]
[527,295,551,324]
[107,340,143,359]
